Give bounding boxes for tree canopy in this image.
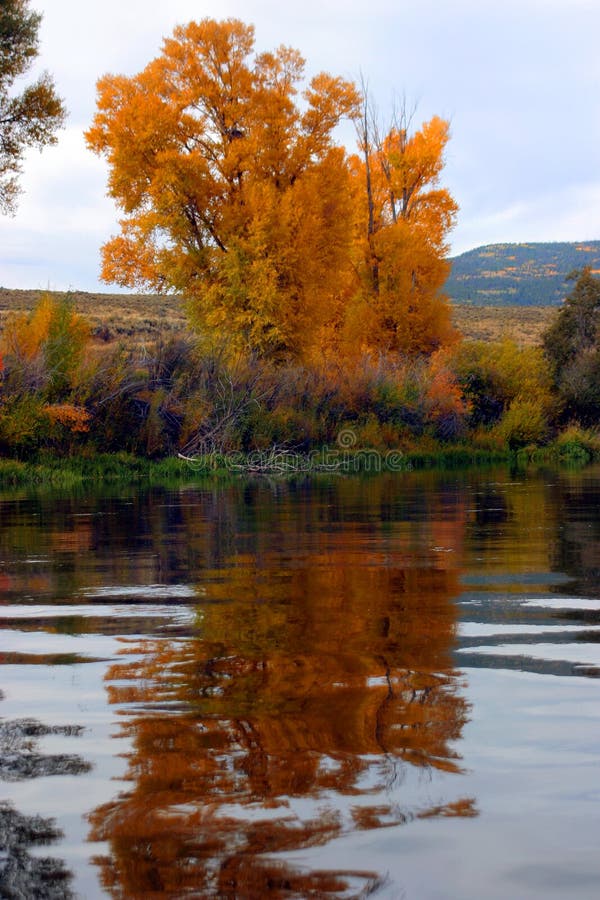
[0,0,66,213]
[349,102,458,355]
[543,269,600,423]
[87,17,457,361]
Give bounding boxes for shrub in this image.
[554,424,600,462]
[1,294,90,400]
[0,395,50,455]
[449,338,554,428]
[497,397,549,450]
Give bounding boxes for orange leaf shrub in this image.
[44,403,91,433]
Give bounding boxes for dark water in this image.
[1,467,600,899]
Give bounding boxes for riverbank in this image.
[0,433,597,488]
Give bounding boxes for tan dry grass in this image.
[0,288,187,347]
[451,304,556,345]
[0,287,557,348]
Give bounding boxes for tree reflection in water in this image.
[89,522,475,898]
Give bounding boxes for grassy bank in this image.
[0,433,597,489]
[0,452,198,488]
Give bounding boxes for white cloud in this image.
[451,182,600,255]
[2,0,600,288]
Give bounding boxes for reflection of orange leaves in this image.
[352,797,477,831]
[85,480,474,897]
[50,525,92,553]
[351,805,399,830]
[23,574,52,595]
[90,631,471,896]
[417,798,478,819]
[216,858,375,900]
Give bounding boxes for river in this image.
[1,466,599,898]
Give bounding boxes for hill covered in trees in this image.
[447,241,600,306]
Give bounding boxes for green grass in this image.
[1,432,598,490]
[0,452,208,488]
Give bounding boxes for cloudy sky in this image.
[1,0,600,292]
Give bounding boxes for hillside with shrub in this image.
[447,241,600,305]
[0,288,556,348]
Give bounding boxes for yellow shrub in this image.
[498,396,549,448]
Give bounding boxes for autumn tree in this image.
[1,293,89,398]
[0,0,66,213]
[347,97,458,355]
[0,294,91,454]
[543,268,600,423]
[86,18,359,360]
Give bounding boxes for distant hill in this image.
[446,241,600,306]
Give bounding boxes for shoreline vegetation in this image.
[0,433,598,489]
[5,18,600,483]
[1,270,600,488]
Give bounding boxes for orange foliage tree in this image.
[86,18,359,360]
[347,101,459,355]
[87,19,459,364]
[1,293,89,398]
[0,294,91,454]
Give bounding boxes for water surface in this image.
[1,467,599,898]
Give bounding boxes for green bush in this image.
[449,339,554,428]
[497,397,549,450]
[554,425,600,462]
[0,395,50,455]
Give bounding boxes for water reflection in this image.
[2,468,600,896]
[86,480,473,898]
[0,698,89,897]
[0,802,75,899]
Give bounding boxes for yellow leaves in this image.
[448,338,556,438]
[348,109,458,357]
[197,241,286,358]
[385,116,450,203]
[374,116,458,238]
[497,397,549,448]
[1,294,87,363]
[189,154,355,361]
[2,294,55,360]
[302,73,361,152]
[169,17,256,83]
[86,18,362,360]
[348,219,457,356]
[425,349,469,428]
[0,294,91,400]
[101,228,162,290]
[87,17,458,363]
